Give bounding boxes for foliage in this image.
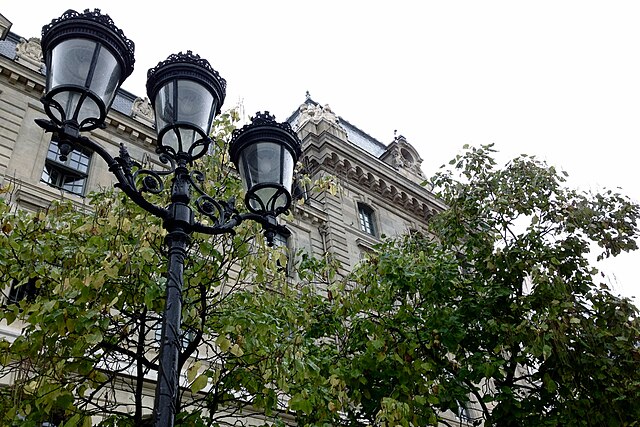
[0,110,313,426]
[2,131,639,427]
[292,145,640,426]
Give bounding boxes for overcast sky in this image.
[3,1,639,302]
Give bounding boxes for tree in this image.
[295,145,640,426]
[3,134,639,427]
[0,110,322,426]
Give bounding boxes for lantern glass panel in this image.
[238,141,295,212]
[48,38,121,125]
[153,79,215,155]
[176,79,214,130]
[242,142,281,186]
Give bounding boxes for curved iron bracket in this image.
[35,118,286,245]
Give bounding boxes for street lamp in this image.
[35,9,302,427]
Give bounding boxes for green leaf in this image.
[289,393,313,414]
[542,344,552,360]
[190,374,208,394]
[216,335,231,352]
[85,331,103,345]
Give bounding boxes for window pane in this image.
[42,140,91,196]
[358,204,376,235]
[42,164,62,186]
[273,233,288,248]
[47,141,60,160]
[62,174,86,195]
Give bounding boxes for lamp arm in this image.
[79,137,170,220]
[192,212,287,246]
[35,118,169,220]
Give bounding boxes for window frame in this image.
[6,278,39,305]
[41,139,92,196]
[357,202,377,236]
[273,231,292,276]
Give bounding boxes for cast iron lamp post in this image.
[35,9,301,427]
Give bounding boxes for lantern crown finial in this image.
[146,51,227,116]
[146,51,227,93]
[41,8,135,80]
[231,111,300,152]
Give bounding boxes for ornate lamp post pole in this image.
[35,9,301,427]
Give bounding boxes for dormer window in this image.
[357,203,376,236]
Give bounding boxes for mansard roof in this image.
[0,30,19,58]
[287,95,388,158]
[287,94,426,183]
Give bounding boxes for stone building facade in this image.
[0,12,444,281]
[0,12,471,426]
[286,97,445,276]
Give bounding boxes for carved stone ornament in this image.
[381,134,425,181]
[298,103,340,127]
[131,97,155,124]
[15,37,44,71]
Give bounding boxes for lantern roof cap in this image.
[41,9,135,81]
[146,50,226,115]
[230,111,302,161]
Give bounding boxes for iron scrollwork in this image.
[188,169,238,228]
[114,144,176,195]
[35,118,287,242]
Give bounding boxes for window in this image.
[7,278,39,304]
[292,180,310,204]
[41,140,91,196]
[273,232,291,275]
[357,203,376,236]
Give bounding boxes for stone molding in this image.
[380,134,425,182]
[131,97,155,125]
[304,143,443,222]
[15,37,43,72]
[295,103,348,141]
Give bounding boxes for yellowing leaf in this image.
[187,361,202,383]
[230,343,244,357]
[2,221,13,233]
[190,373,208,394]
[216,335,231,352]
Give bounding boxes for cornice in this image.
[300,130,446,222]
[102,108,157,153]
[291,200,328,226]
[0,54,158,153]
[0,55,45,94]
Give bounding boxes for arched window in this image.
[357,203,376,236]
